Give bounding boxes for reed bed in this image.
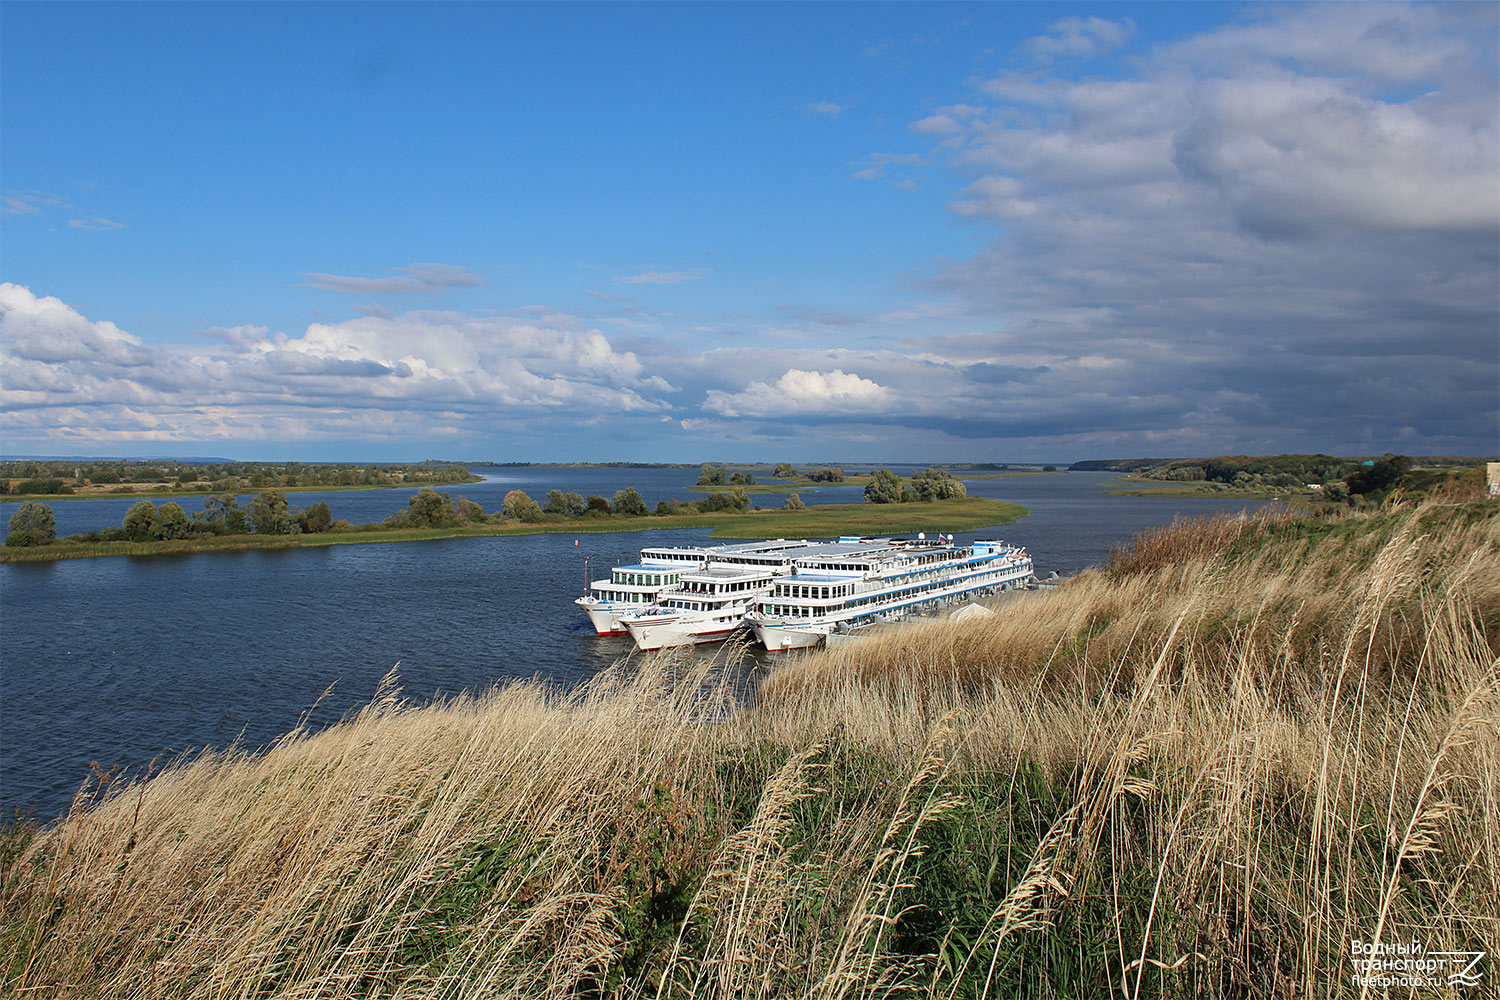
[3,497,1496,998]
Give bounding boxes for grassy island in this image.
[0,497,1029,563]
[3,494,1496,997]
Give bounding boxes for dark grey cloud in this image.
[965,362,1050,385]
[915,1,1499,456]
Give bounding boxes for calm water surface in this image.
[1,469,1266,820]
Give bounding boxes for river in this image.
[0,467,1266,821]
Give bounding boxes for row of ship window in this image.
[680,579,764,593]
[612,572,677,587]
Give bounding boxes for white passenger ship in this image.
[576,540,817,636]
[616,539,825,650]
[746,537,1034,650]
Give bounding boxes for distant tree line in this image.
[0,461,478,495]
[1077,452,1479,505]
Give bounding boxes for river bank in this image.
[0,497,1027,563]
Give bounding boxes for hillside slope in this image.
[4,498,1497,998]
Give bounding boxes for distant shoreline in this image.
[0,475,485,505]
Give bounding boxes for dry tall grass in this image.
[3,498,1496,998]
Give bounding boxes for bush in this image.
[455,497,485,523]
[299,501,333,534]
[1347,454,1412,497]
[613,487,649,517]
[502,491,543,522]
[14,478,69,495]
[783,493,805,510]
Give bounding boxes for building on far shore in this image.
[1488,462,1500,497]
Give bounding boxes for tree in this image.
[773,463,797,479]
[782,493,805,510]
[698,492,734,512]
[502,490,543,522]
[152,502,191,540]
[697,464,728,486]
[299,501,333,534]
[455,497,485,523]
[655,499,675,516]
[407,488,457,527]
[911,467,966,501]
[197,494,249,534]
[806,467,845,483]
[1347,454,1413,496]
[545,490,587,515]
[585,495,612,515]
[249,489,299,535]
[123,500,158,541]
[863,469,904,504]
[6,502,55,546]
[612,487,649,516]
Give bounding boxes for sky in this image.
[1,1,1496,464]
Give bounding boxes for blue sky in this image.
[2,2,1496,463]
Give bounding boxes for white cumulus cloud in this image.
[703,368,892,418]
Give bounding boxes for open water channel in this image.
[1,467,1268,821]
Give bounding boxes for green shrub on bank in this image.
[5,502,55,546]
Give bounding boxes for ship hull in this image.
[575,598,651,636]
[624,618,741,650]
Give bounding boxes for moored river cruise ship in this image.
[576,539,819,636]
[746,537,1034,650]
[615,539,824,649]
